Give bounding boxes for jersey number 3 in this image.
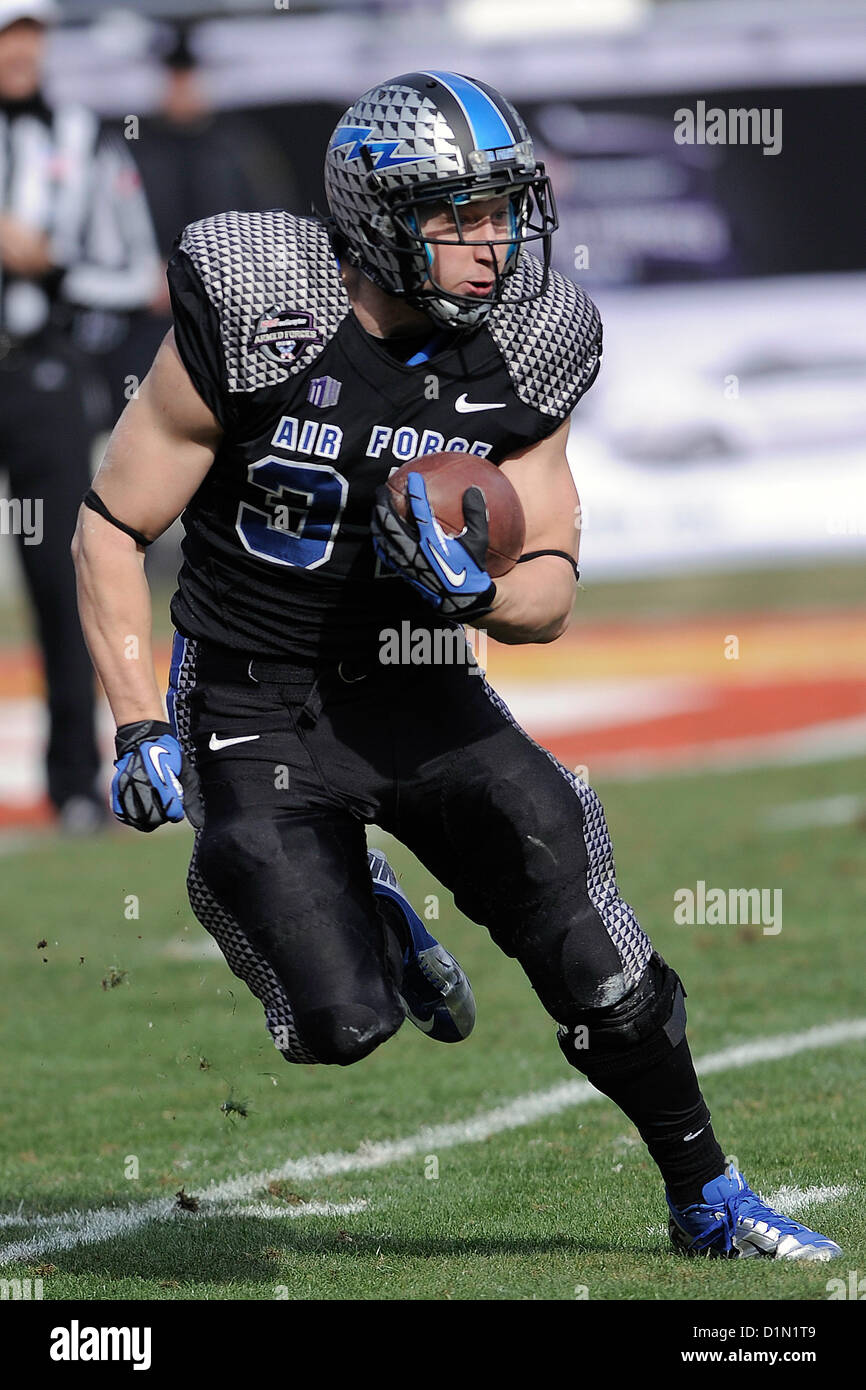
[236,458,349,570]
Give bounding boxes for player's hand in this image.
[371,472,497,619]
[0,215,54,276]
[111,720,204,832]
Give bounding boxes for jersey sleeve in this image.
[164,209,349,431]
[166,237,233,431]
[488,256,603,442]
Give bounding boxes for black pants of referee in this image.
[0,328,101,811]
[168,631,657,1068]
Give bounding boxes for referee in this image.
[0,0,160,830]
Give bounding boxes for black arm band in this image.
[516,549,580,581]
[83,489,152,547]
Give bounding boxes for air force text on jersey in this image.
[271,414,494,462]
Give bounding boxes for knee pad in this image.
[196,815,281,891]
[294,1002,404,1066]
[557,951,687,1082]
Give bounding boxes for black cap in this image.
[155,23,196,72]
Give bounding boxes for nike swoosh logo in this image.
[683,1126,708,1142]
[427,543,467,588]
[403,1005,436,1034]
[209,733,261,750]
[454,393,506,413]
[147,744,172,780]
[146,744,183,797]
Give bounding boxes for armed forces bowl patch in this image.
[249,307,323,365]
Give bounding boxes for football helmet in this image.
[324,70,558,330]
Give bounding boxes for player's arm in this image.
[483,418,580,644]
[371,417,580,642]
[71,327,222,728]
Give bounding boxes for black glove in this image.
[371,471,497,619]
[111,719,204,832]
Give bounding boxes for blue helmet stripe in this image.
[420,70,515,152]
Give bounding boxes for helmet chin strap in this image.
[407,291,493,330]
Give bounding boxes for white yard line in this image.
[216,1199,369,1220]
[767,1184,851,1209]
[1,1017,864,1265]
[759,795,866,831]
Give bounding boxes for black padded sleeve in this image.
[165,241,233,431]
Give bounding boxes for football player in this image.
[72,71,840,1261]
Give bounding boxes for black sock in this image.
[587,1037,728,1208]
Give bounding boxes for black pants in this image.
[167,631,655,1065]
[0,329,101,809]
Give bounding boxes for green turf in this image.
[0,753,863,1301]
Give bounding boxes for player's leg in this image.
[2,341,102,823]
[393,660,840,1257]
[393,662,723,1197]
[368,846,476,1043]
[196,801,406,1066]
[288,653,476,1044]
[169,635,406,1066]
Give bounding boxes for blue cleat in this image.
[667,1162,843,1260]
[368,848,476,1043]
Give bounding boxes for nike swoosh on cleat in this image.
[404,1007,436,1034]
[454,393,506,413]
[209,733,261,750]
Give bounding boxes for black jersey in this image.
[165,209,601,661]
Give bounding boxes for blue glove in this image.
[371,471,497,618]
[111,719,204,832]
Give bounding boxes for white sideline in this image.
[1,1017,864,1265]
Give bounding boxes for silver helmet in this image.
[324,70,558,330]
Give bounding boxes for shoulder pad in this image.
[487,255,602,419]
[175,210,350,394]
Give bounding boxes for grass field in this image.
[0,560,864,1302]
[1,764,864,1300]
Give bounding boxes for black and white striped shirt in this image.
[0,91,159,341]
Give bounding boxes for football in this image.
[386,451,526,578]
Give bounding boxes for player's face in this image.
[417,193,516,300]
